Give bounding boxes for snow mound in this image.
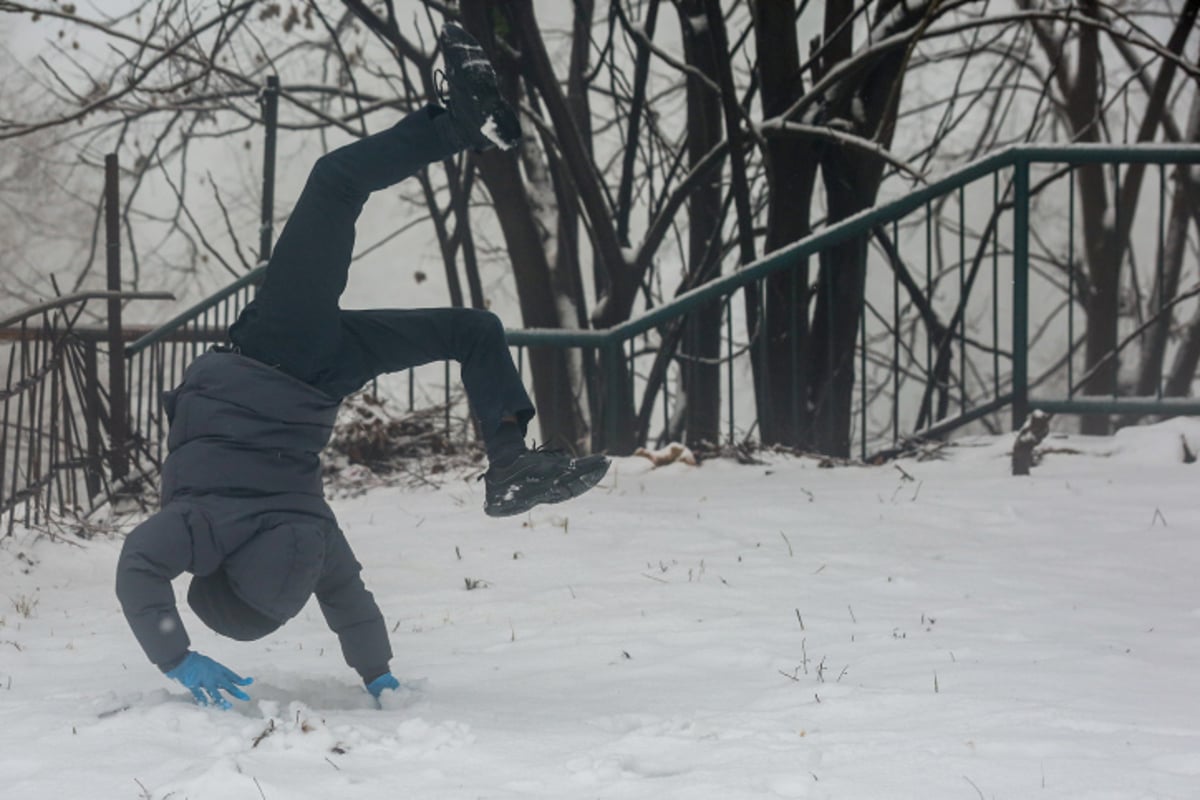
[2,431,1199,798]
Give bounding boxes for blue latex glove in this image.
[165,651,254,709]
[366,672,400,699]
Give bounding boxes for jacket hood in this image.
[188,516,327,635]
[225,518,327,622]
[187,568,281,641]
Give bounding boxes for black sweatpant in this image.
[229,106,534,439]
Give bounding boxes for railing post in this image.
[259,75,280,264]
[1012,154,1030,429]
[0,329,14,523]
[105,153,129,481]
[82,339,103,499]
[602,339,622,453]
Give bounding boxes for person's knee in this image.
[308,152,353,197]
[309,152,337,183]
[441,309,506,362]
[461,309,506,342]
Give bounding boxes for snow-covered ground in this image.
[2,421,1199,799]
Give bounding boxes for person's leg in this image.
[229,20,522,388]
[319,306,608,517]
[316,307,535,456]
[229,107,465,387]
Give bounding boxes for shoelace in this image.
[530,440,571,458]
[433,67,450,106]
[477,442,572,482]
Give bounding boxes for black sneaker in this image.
[483,446,610,517]
[437,23,521,152]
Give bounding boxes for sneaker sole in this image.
[485,457,611,518]
[440,24,521,150]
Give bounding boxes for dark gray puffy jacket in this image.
[115,351,392,681]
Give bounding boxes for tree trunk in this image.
[1164,162,1200,397]
[807,231,867,456]
[808,0,910,456]
[1134,167,1193,399]
[558,0,598,449]
[676,0,724,448]
[1166,287,1200,399]
[474,150,582,448]
[697,0,759,453]
[563,0,596,337]
[499,0,637,453]
[459,1,584,450]
[1064,0,1198,432]
[1128,9,1200,405]
[752,0,819,448]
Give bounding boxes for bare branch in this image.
[758,119,924,179]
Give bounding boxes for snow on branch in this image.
[756,119,925,180]
[777,8,1200,131]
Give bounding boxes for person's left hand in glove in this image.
[165,651,254,709]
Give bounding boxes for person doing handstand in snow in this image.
[115,24,609,709]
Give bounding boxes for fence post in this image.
[82,340,103,499]
[259,75,280,263]
[105,153,129,481]
[602,340,622,453]
[1012,154,1030,430]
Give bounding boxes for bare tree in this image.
[731,0,1200,453]
[4,0,1198,457]
[1020,0,1200,433]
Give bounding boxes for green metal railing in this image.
[1014,147,1200,421]
[506,144,1200,455]
[123,143,1200,462]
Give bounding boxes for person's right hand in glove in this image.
[165,651,254,709]
[366,672,400,699]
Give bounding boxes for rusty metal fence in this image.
[0,293,170,534]
[123,273,259,468]
[0,79,278,536]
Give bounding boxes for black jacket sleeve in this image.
[115,505,206,671]
[315,527,392,682]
